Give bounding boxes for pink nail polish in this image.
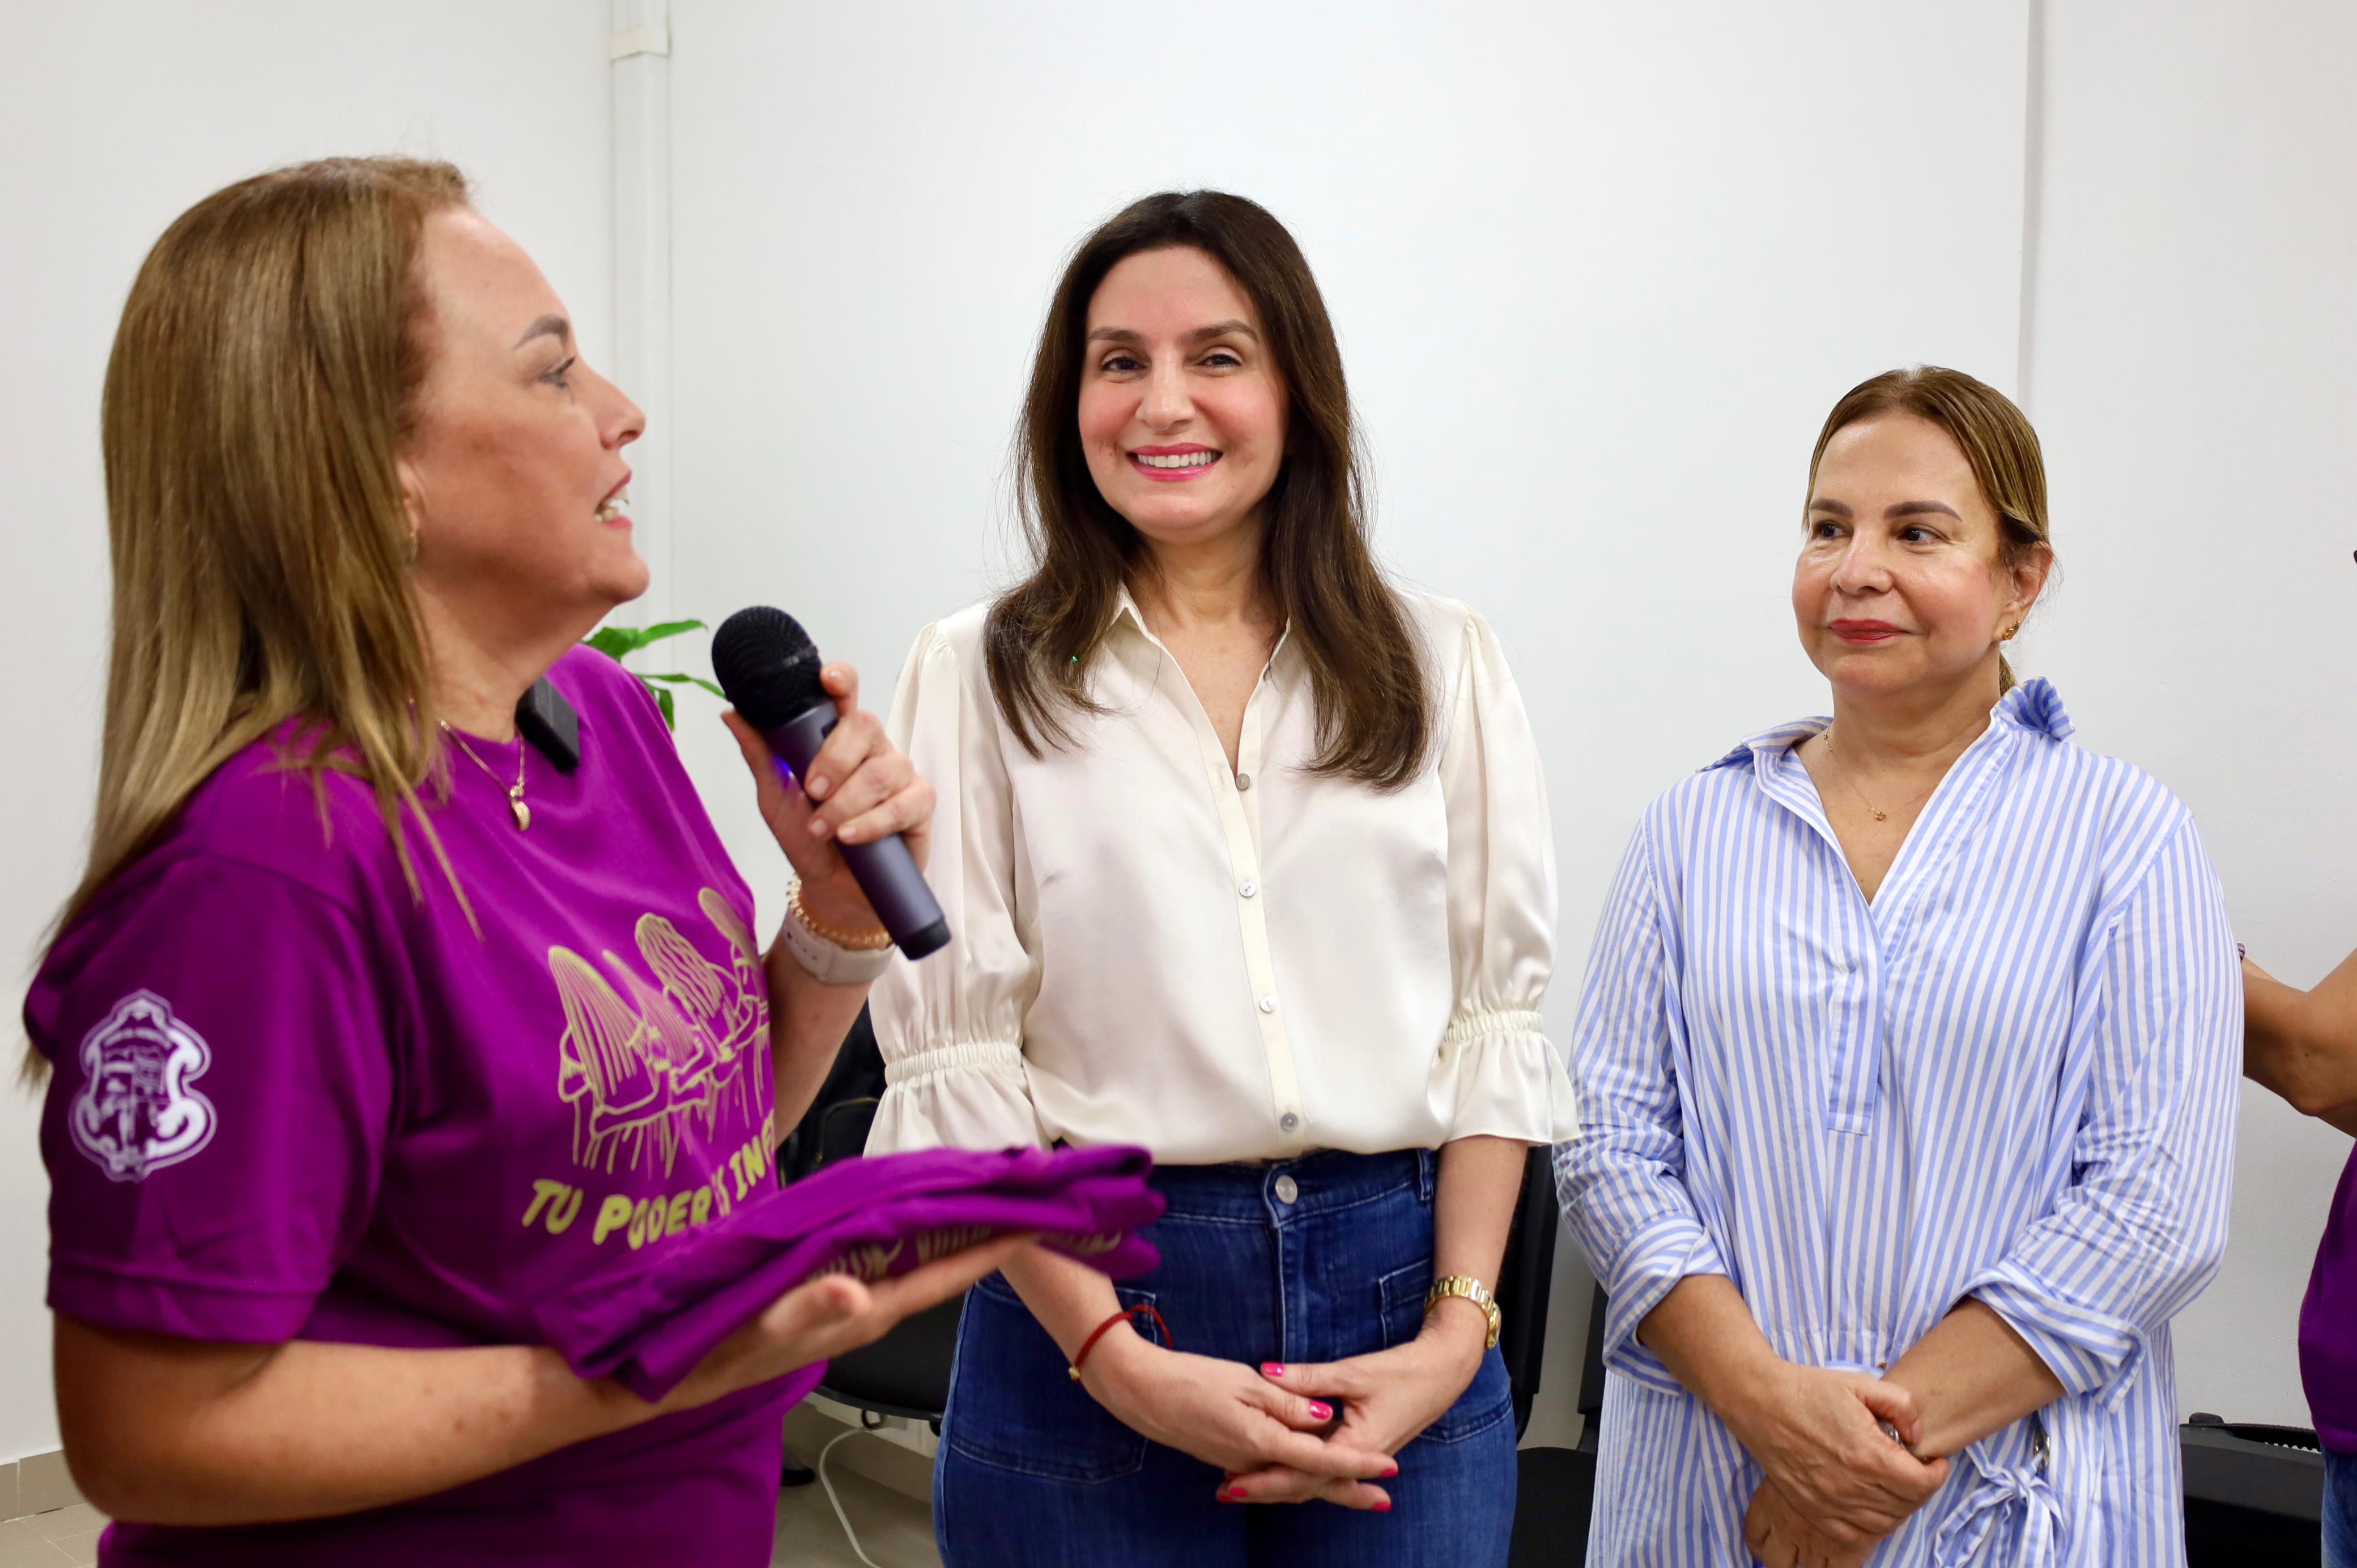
[1308,1401,1334,1421]
[1381,1464,1399,1478]
[1261,1362,1285,1378]
[1373,1500,1393,1513]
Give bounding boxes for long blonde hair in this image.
[1805,365,2052,694]
[33,156,473,1076]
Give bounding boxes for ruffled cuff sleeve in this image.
[1434,612,1577,1143]
[866,624,1050,1155]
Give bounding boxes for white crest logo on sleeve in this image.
[67,991,218,1182]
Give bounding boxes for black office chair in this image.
[1508,1281,1605,1568]
[780,1008,968,1435]
[1494,1144,1562,1438]
[2181,1413,2321,1564]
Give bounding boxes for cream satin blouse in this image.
[865,587,1576,1166]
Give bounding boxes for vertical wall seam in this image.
[610,0,677,662]
[2016,0,2048,413]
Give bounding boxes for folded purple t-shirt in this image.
[540,1144,1164,1401]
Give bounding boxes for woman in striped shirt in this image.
[1558,366,2240,1566]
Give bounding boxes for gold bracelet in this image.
[788,881,894,952]
[1425,1275,1502,1350]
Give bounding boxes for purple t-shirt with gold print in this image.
[29,647,793,1566]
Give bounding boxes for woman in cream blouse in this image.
[868,190,1576,1567]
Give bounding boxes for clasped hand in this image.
[1733,1365,1948,1568]
[1083,1307,1490,1512]
[1080,1324,1424,1512]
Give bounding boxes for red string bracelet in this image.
[1068,1303,1171,1382]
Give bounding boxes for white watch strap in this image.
[779,902,896,986]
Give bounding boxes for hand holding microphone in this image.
[714,607,951,960]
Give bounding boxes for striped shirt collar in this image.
[1703,675,2074,774]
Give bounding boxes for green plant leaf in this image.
[640,672,726,699]
[582,621,720,728]
[583,619,705,662]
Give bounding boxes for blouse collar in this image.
[1102,582,1297,682]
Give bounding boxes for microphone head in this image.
[712,606,827,729]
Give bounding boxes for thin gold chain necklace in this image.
[1820,728,1933,825]
[440,722,530,830]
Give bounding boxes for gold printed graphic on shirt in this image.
[914,1225,994,1264]
[812,1224,1075,1282]
[550,889,770,1178]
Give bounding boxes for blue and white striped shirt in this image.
[1555,680,2240,1566]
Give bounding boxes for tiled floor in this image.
[0,1481,935,1568]
[773,1467,942,1567]
[0,1505,105,1567]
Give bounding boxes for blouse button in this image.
[1274,1174,1300,1204]
[1240,881,1258,899]
[1258,996,1278,1014]
[1279,1112,1301,1132]
[1235,771,1253,791]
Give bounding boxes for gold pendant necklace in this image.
[1822,727,1912,824]
[441,722,529,830]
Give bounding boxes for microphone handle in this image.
[759,703,952,960]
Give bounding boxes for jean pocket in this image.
[943,1276,1156,1484]
[1376,1260,1515,1447]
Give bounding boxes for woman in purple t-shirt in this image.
[27,157,1025,1566]
[2245,949,2357,1562]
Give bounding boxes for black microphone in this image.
[712,607,951,960]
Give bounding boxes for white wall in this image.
[8,0,2349,1478]
[2028,0,2357,1427]
[661,0,2031,1451]
[0,2,614,1464]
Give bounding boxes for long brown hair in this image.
[1806,365,2052,693]
[985,191,1431,789]
[35,156,471,1074]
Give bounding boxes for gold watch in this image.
[1425,1275,1501,1350]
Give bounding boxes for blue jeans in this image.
[2329,1448,2357,1567]
[934,1148,1518,1567]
